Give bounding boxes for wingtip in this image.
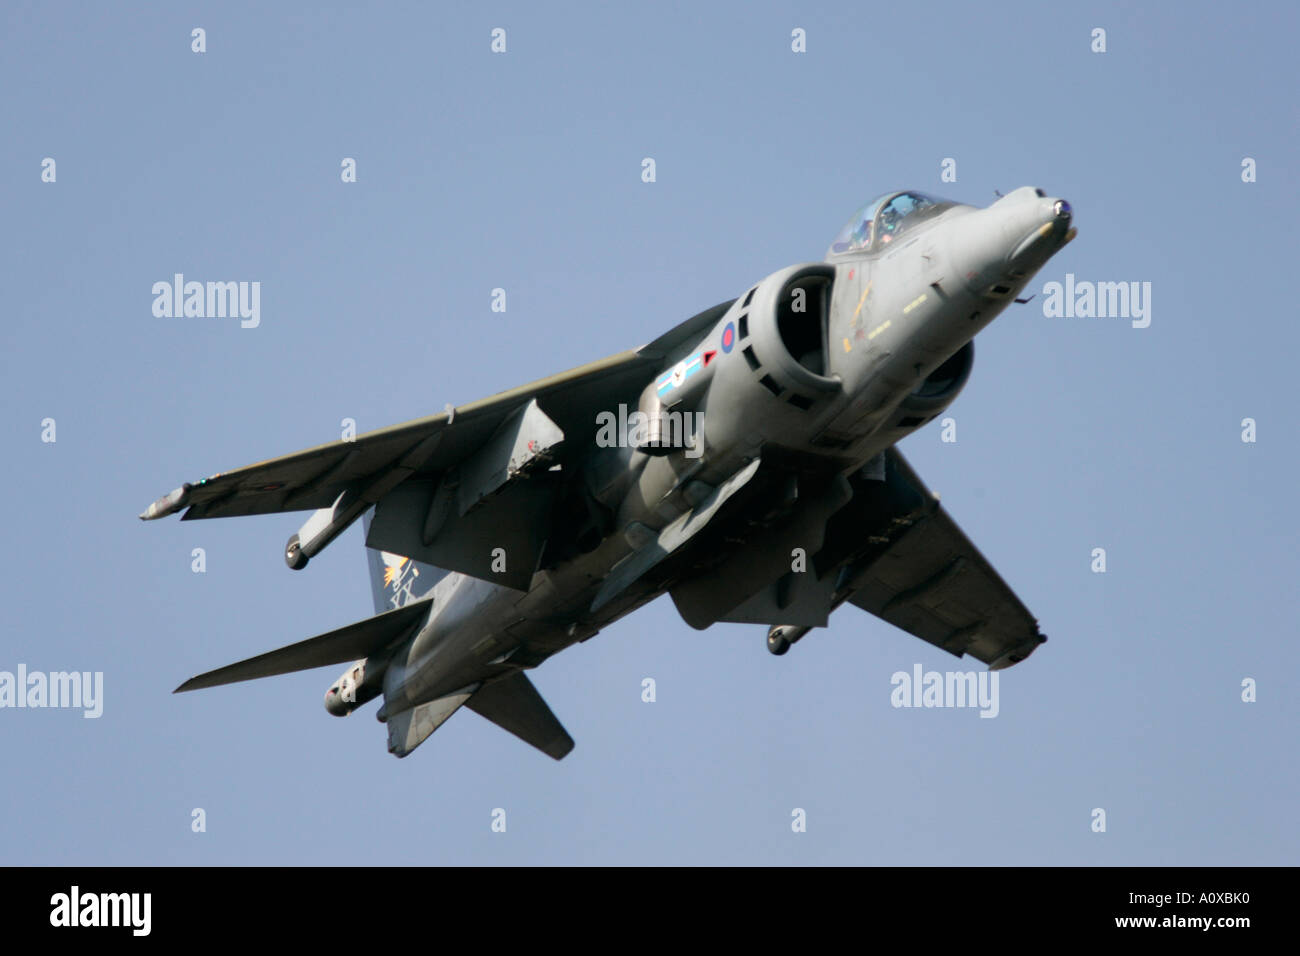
[140,483,192,521]
[548,736,576,760]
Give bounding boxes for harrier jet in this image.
[142,186,1075,759]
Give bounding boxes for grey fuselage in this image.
[367,186,1074,719]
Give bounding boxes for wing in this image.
[139,300,735,525]
[141,350,642,523]
[838,449,1047,669]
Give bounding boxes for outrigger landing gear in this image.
[285,533,309,570]
[766,624,812,656]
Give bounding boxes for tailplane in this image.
[174,599,430,693]
[383,672,575,760]
[468,672,575,760]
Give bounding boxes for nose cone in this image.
[1004,189,1076,271]
[954,187,1076,296]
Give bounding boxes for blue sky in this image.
[2,0,1296,864]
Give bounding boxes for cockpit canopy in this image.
[827,191,956,257]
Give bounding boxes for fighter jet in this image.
[142,186,1075,759]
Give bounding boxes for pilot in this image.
[876,203,901,244]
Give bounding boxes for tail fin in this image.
[362,508,451,615]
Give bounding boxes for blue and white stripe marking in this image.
[657,353,704,395]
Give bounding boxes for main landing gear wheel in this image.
[285,533,309,570]
[767,628,791,656]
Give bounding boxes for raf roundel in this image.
[721,321,736,353]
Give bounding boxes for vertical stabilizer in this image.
[362,508,451,615]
